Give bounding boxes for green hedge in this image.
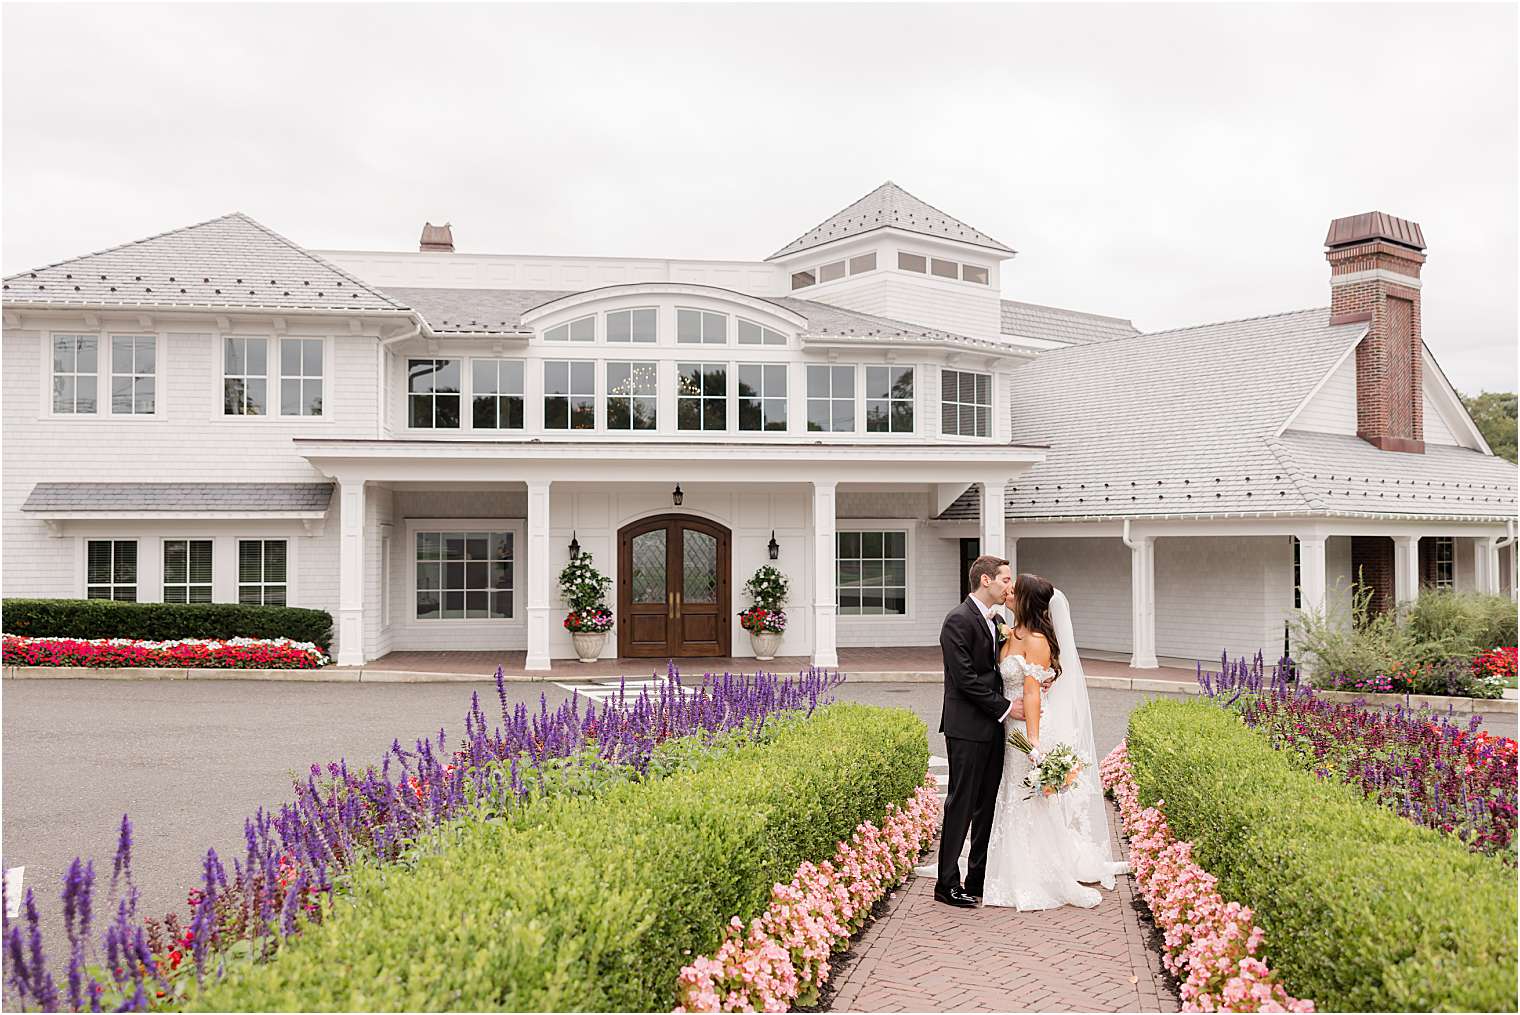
[190,702,927,1011]
[1,598,332,651]
[1126,699,1517,1013]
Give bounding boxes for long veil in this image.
[1044,588,1121,879]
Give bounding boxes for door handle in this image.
[674,592,682,618]
[667,592,675,619]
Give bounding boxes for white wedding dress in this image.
[982,589,1128,911]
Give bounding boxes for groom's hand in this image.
[1007,698,1025,721]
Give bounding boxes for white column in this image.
[525,479,553,671]
[1128,535,1157,669]
[335,478,366,667]
[1006,535,1019,578]
[1478,536,1502,595]
[811,480,838,669]
[1393,535,1421,606]
[1297,535,1328,618]
[980,477,1007,560]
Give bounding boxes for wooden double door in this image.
[617,514,731,658]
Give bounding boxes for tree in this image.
[1460,391,1517,463]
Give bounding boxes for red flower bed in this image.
[1,635,329,669]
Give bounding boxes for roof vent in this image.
[419,222,454,253]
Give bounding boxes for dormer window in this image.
[790,269,816,290]
[961,264,989,285]
[897,252,927,273]
[930,258,958,280]
[849,253,876,274]
[545,315,594,342]
[819,260,846,283]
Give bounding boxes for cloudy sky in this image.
[4,2,1515,393]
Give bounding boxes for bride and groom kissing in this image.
[935,555,1128,911]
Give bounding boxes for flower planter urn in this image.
[572,631,607,663]
[749,630,782,661]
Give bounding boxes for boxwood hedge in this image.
[1126,699,1517,1013]
[190,701,927,1012]
[1,598,332,651]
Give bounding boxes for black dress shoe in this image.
[933,886,978,908]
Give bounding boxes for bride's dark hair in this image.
[1009,573,1061,678]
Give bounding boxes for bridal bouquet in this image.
[1007,727,1087,798]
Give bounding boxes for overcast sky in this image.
[4,2,1516,393]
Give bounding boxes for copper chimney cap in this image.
[420,222,454,252]
[1325,212,1425,252]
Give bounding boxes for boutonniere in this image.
[996,622,1012,641]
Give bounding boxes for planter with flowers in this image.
[559,552,614,662]
[738,565,790,661]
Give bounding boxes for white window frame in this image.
[897,251,927,274]
[790,268,816,290]
[161,537,214,603]
[849,252,877,275]
[278,337,325,417]
[737,362,788,433]
[237,538,290,605]
[1432,536,1455,590]
[941,367,992,438]
[85,538,138,601]
[806,363,857,434]
[544,315,595,343]
[222,334,272,418]
[865,364,915,434]
[47,332,101,416]
[469,357,526,431]
[817,259,847,284]
[406,356,464,430]
[961,263,990,285]
[676,308,728,345]
[605,360,660,432]
[736,318,787,346]
[835,523,915,620]
[676,360,729,432]
[605,307,658,344]
[406,518,525,626]
[543,359,597,431]
[106,334,159,416]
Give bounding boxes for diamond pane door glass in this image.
[683,529,718,604]
[631,530,667,604]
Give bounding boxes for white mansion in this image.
[3,183,1515,669]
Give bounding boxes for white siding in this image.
[1017,535,1298,664]
[834,490,955,648]
[2,326,380,657]
[1422,388,1459,446]
[1292,354,1357,435]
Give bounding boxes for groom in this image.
[935,555,1021,908]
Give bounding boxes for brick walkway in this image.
[827,800,1179,1013]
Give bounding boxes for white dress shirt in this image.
[968,594,1015,724]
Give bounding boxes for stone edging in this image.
[4,665,1513,713]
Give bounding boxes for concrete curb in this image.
[6,665,1511,712]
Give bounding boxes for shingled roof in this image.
[21,482,334,514]
[1000,300,1139,346]
[939,307,1516,523]
[2,213,410,313]
[768,182,1015,260]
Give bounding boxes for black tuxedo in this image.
[936,596,1014,897]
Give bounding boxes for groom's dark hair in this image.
[967,554,1009,591]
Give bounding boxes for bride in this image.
[982,574,1128,910]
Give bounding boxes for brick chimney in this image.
[1325,212,1426,453]
[419,222,454,253]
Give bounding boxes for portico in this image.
[298,437,1045,668]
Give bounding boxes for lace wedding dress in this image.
[982,591,1129,911]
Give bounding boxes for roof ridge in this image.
[999,298,1137,327]
[1263,436,1326,512]
[1136,306,1335,340]
[4,211,245,281]
[226,213,410,310]
[882,181,1014,253]
[768,182,896,260]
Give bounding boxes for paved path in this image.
[828,797,1179,1013]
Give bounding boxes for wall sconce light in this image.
[767,530,780,560]
[568,531,580,559]
[672,484,684,507]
